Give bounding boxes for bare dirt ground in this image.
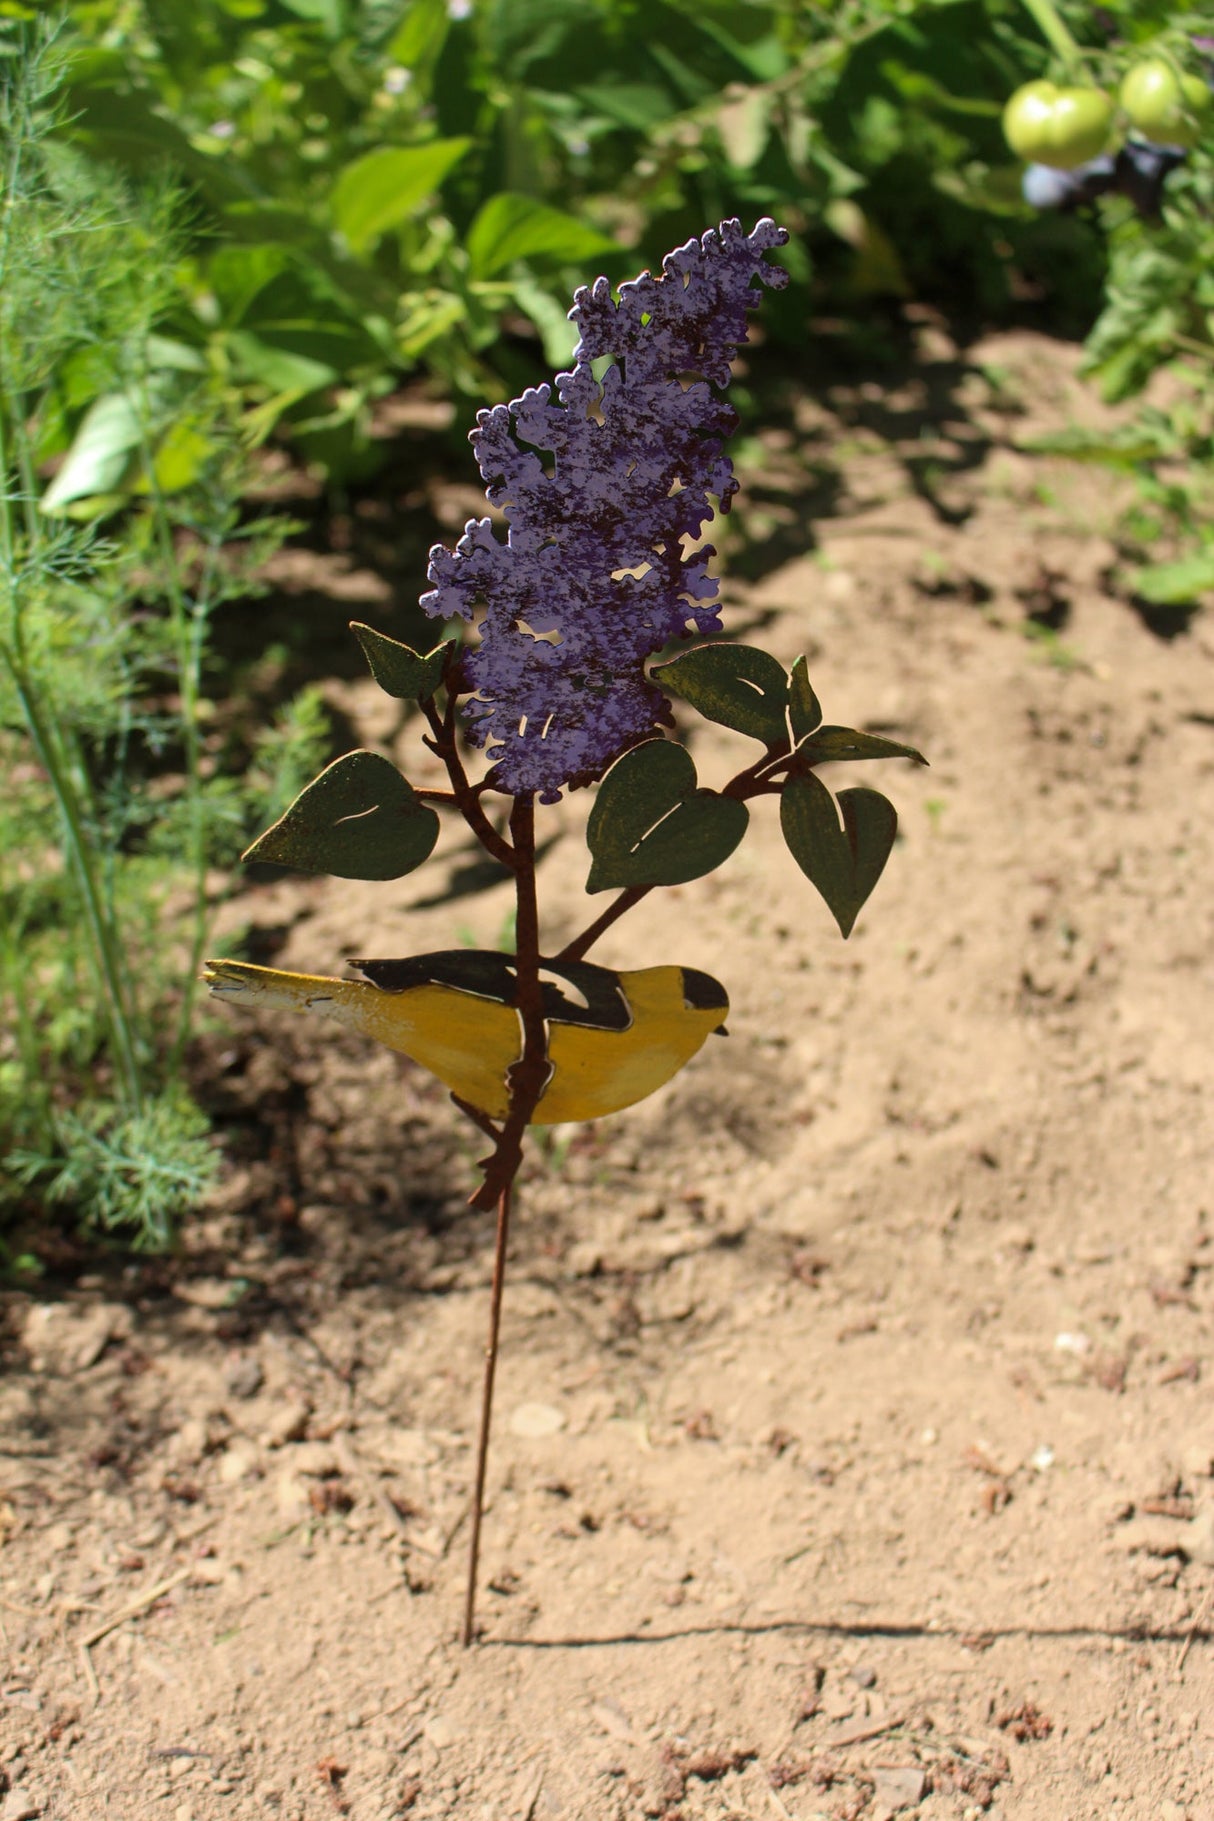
[2,327,1213,1821]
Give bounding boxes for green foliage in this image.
[54,0,1092,483]
[0,22,308,1248]
[7,1094,216,1253]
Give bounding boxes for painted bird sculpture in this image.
[203,949,728,1125]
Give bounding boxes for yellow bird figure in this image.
[203,950,728,1125]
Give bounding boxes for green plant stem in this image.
[1013,0,1084,73]
[137,428,214,1076]
[0,647,144,1110]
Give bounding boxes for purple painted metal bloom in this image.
[420,218,789,800]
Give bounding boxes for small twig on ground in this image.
[331,1433,408,1535]
[78,1644,100,1704]
[1177,1581,1214,1677]
[827,1713,907,1748]
[441,1505,468,1560]
[78,1567,194,1706]
[79,1566,193,1650]
[171,1512,220,1548]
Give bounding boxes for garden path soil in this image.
[2,328,1213,1821]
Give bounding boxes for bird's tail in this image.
[203,958,358,1023]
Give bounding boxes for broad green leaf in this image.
[226,330,337,394]
[788,656,822,743]
[387,0,450,67]
[350,624,451,700]
[512,276,579,368]
[244,751,439,880]
[147,422,214,494]
[797,726,927,766]
[466,194,618,280]
[279,0,345,29]
[145,335,207,373]
[41,393,140,512]
[586,740,748,893]
[1131,552,1214,606]
[572,82,675,130]
[331,140,471,254]
[780,775,897,939]
[653,643,788,744]
[208,244,294,323]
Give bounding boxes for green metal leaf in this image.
[350,623,451,700]
[466,193,618,280]
[243,751,439,881]
[652,643,788,744]
[780,774,897,939]
[797,726,927,766]
[788,655,822,743]
[586,741,749,893]
[331,140,472,254]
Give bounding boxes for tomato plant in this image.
[1120,59,1211,148]
[1003,79,1115,168]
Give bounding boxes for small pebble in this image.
[226,1356,264,1399]
[850,1665,878,1688]
[2,1791,41,1821]
[510,1403,565,1438]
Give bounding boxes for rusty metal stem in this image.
[462,1179,513,1647]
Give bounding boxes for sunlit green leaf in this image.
[331,140,471,254]
[387,0,449,67]
[40,393,140,512]
[1131,552,1214,606]
[226,330,336,394]
[466,194,618,280]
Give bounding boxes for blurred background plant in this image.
[0,19,326,1250]
[56,0,1112,482]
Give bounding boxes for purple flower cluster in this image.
[420,217,789,800]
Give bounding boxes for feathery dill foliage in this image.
[0,22,322,1251]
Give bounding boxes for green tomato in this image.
[1120,59,1211,149]
[1003,80,1115,169]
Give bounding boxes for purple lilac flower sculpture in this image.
[420,218,789,800]
[212,218,927,1647]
